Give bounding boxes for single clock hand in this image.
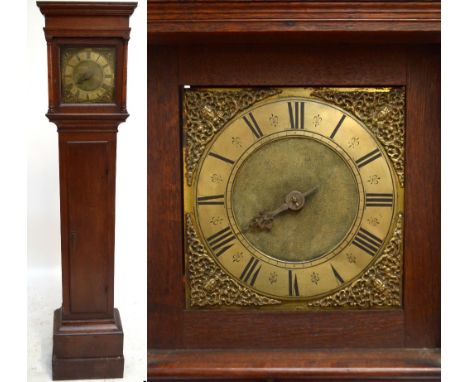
[246,185,319,232]
[76,70,94,84]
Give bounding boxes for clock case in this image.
[37,2,136,380]
[148,1,440,381]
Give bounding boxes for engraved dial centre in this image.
[231,135,360,263]
[73,60,103,91]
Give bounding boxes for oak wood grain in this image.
[148,46,185,349]
[148,1,440,44]
[148,348,441,380]
[148,39,440,363]
[147,1,440,380]
[404,45,441,348]
[178,44,408,86]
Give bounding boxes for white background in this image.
[0,0,467,381]
[24,0,147,381]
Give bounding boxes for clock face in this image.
[186,88,403,302]
[60,47,116,104]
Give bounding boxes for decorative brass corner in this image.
[183,88,282,186]
[308,213,403,309]
[186,214,281,308]
[311,87,405,186]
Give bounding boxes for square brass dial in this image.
[60,46,116,104]
[183,87,405,311]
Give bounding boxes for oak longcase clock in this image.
[38,2,136,380]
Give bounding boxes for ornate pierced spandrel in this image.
[185,214,281,308]
[308,214,403,309]
[311,87,405,186]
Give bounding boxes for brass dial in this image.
[60,47,115,104]
[186,88,402,301]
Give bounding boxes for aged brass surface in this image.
[311,88,405,185]
[186,214,282,308]
[184,88,281,185]
[60,47,116,103]
[233,135,361,262]
[184,87,404,308]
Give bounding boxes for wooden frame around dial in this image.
[148,1,440,380]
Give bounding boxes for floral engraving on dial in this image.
[269,272,278,284]
[269,114,279,128]
[367,174,381,185]
[367,217,380,227]
[232,252,243,263]
[347,137,360,149]
[311,87,405,186]
[183,88,282,186]
[312,114,322,127]
[209,216,223,226]
[308,214,403,308]
[310,272,320,285]
[231,136,243,148]
[210,174,223,184]
[186,214,281,308]
[346,253,357,264]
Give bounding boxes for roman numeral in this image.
[331,265,344,285]
[197,194,224,205]
[206,226,236,257]
[330,114,346,139]
[288,101,305,129]
[240,257,262,286]
[86,51,91,59]
[352,228,383,257]
[288,270,300,296]
[366,193,394,207]
[355,148,382,168]
[243,112,263,139]
[208,152,235,165]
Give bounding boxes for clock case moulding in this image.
[147,1,440,381]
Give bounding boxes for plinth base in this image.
[52,308,124,380]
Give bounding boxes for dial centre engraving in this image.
[73,60,103,91]
[231,135,360,263]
